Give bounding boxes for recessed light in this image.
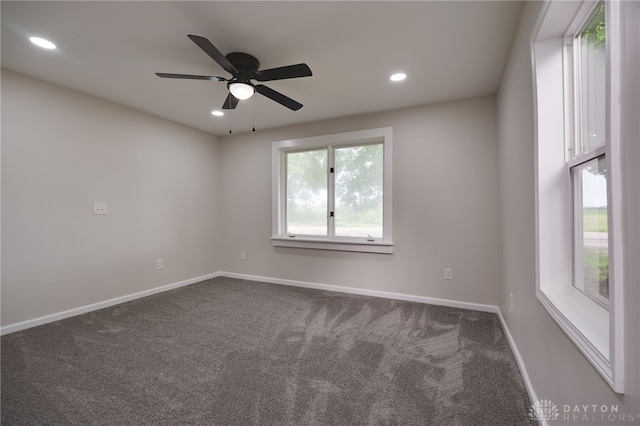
[390,73,406,82]
[211,110,224,117]
[29,37,57,50]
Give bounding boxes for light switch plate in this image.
[444,268,453,280]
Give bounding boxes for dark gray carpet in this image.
[2,277,536,425]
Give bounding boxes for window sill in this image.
[271,237,394,254]
[537,286,612,385]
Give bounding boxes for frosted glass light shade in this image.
[229,82,254,100]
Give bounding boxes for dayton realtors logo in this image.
[563,404,639,423]
[529,399,640,423]
[529,399,560,422]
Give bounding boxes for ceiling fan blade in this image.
[222,93,239,110]
[187,35,238,75]
[254,63,312,82]
[156,73,226,81]
[255,85,303,111]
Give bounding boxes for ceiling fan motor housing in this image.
[226,52,260,83]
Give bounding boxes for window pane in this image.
[577,3,606,154]
[573,156,608,307]
[286,149,327,236]
[334,144,383,238]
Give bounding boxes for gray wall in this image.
[497,2,639,422]
[219,96,500,306]
[1,70,222,326]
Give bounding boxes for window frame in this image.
[271,127,393,254]
[531,0,624,392]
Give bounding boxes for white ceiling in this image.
[1,1,522,136]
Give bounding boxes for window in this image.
[532,0,624,392]
[272,127,393,254]
[570,3,609,307]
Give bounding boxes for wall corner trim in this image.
[0,272,222,335]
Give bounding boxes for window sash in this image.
[573,2,607,156]
[570,152,609,309]
[285,147,329,237]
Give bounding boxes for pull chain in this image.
[252,98,256,132]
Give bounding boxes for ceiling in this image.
[1,1,522,136]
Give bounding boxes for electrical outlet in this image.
[240,251,246,260]
[93,202,108,215]
[156,259,164,270]
[509,293,514,310]
[444,268,453,280]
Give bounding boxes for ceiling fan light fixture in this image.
[229,82,254,100]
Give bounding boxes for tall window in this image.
[570,3,609,307]
[532,0,624,392]
[272,128,392,254]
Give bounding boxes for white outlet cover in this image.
[93,202,107,215]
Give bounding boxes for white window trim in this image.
[531,0,624,392]
[271,127,393,254]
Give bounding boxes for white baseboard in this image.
[0,272,221,335]
[219,271,499,314]
[496,308,544,426]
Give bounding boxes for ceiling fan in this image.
[156,35,312,111]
